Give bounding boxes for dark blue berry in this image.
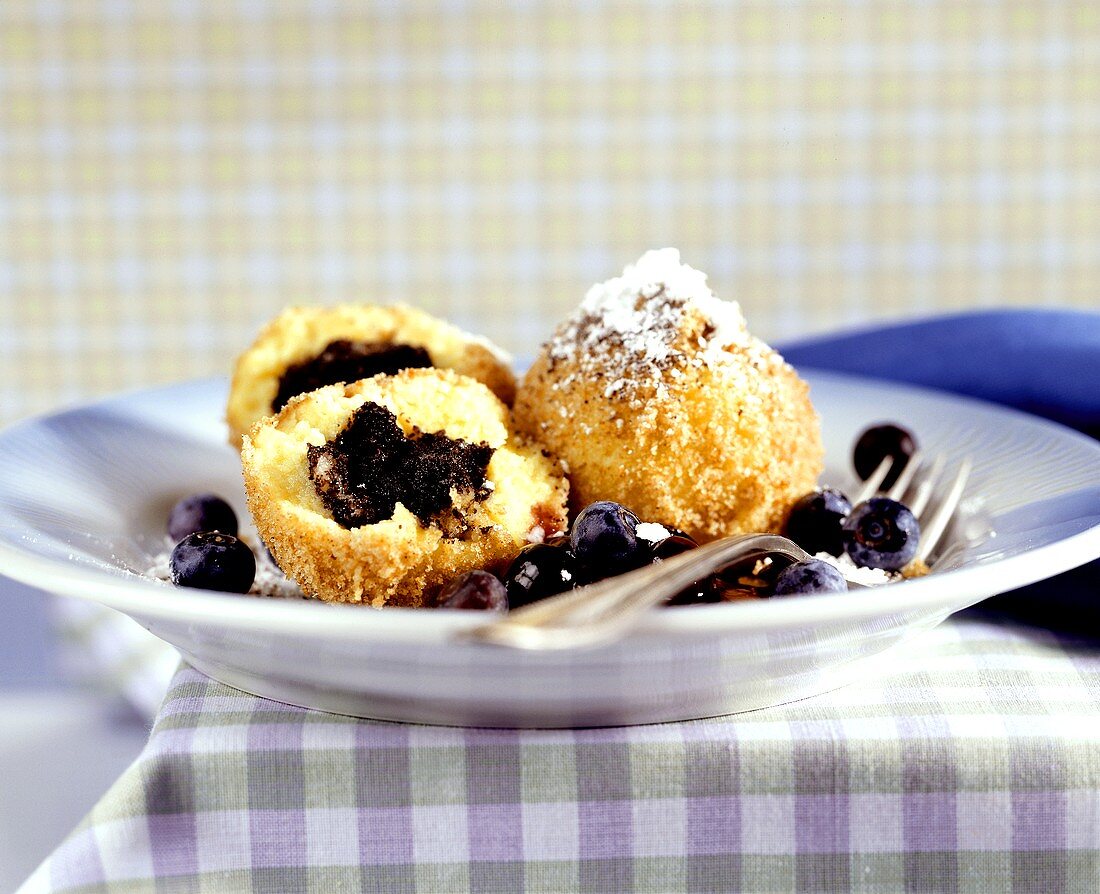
[167,493,238,541]
[783,488,852,556]
[170,531,256,593]
[853,424,917,491]
[569,501,644,580]
[649,531,698,562]
[646,530,717,606]
[666,583,721,606]
[707,554,783,602]
[773,558,848,596]
[438,570,508,611]
[842,497,920,571]
[503,542,577,608]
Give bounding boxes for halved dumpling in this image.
[227,304,516,445]
[241,368,567,606]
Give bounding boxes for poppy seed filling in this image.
[308,401,494,530]
[273,340,432,412]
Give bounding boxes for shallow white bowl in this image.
[0,373,1098,727]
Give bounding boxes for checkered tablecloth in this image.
[20,614,1100,893]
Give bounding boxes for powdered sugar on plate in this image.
[813,551,897,587]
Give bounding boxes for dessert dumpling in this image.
[242,368,567,606]
[514,249,823,541]
[227,304,516,445]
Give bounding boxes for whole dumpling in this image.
[514,249,823,541]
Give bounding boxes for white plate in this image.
[0,373,1098,728]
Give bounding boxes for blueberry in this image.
[649,531,698,562]
[666,583,722,606]
[645,530,717,606]
[569,501,644,580]
[842,497,920,571]
[170,531,256,593]
[772,558,848,596]
[167,493,238,541]
[708,554,785,602]
[503,542,577,608]
[783,488,852,556]
[438,570,508,611]
[853,424,917,491]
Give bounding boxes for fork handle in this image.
[463,534,811,650]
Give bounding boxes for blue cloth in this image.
[778,309,1100,438]
[779,308,1100,631]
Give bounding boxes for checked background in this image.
[3,5,1100,891]
[1,0,1099,423]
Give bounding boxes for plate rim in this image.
[1,372,1098,645]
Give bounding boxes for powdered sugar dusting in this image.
[636,522,671,544]
[813,551,897,587]
[546,249,780,401]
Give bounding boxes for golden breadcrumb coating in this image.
[227,304,516,446]
[514,249,823,541]
[902,558,931,579]
[242,368,567,607]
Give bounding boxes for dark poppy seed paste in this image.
[273,341,432,412]
[307,401,493,530]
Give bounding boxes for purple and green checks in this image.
[20,616,1100,893]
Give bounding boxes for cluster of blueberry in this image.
[437,499,832,610]
[441,422,924,610]
[781,424,922,590]
[167,495,257,594]
[438,501,701,611]
[161,422,921,608]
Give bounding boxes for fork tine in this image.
[853,455,893,504]
[906,452,945,517]
[886,449,923,501]
[914,457,971,562]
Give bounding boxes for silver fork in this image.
[853,450,971,566]
[461,452,972,650]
